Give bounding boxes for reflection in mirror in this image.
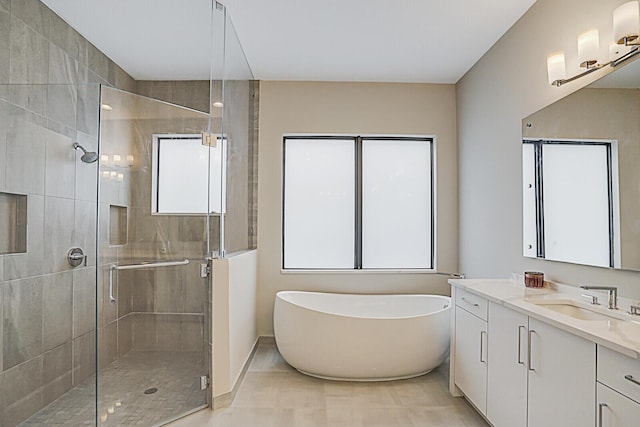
[522,58,640,271]
[522,140,619,268]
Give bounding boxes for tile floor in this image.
[168,340,489,427]
[20,351,207,426]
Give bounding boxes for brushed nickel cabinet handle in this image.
[624,374,640,386]
[598,403,608,427]
[461,297,479,307]
[528,330,536,372]
[517,325,526,365]
[480,331,487,363]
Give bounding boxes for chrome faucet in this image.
[580,286,618,310]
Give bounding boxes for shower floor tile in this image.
[167,340,489,427]
[19,351,207,427]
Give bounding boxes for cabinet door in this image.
[454,306,488,415]
[486,303,528,427]
[597,383,640,427]
[528,318,596,427]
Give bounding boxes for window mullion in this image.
[355,137,363,269]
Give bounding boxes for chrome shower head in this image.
[73,142,98,164]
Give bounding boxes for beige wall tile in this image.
[9,16,48,84]
[42,342,72,407]
[117,314,132,358]
[72,330,95,385]
[131,313,156,351]
[181,315,203,352]
[156,314,182,351]
[2,277,43,369]
[44,126,75,199]
[42,271,73,351]
[10,0,50,38]
[1,355,43,426]
[42,196,74,273]
[0,8,10,84]
[97,320,116,370]
[73,267,96,338]
[5,106,46,195]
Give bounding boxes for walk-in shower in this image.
[0,1,255,426]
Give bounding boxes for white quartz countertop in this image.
[449,278,640,359]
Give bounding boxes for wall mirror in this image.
[522,58,640,271]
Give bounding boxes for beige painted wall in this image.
[457,0,640,297]
[257,81,458,335]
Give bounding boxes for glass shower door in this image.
[96,87,212,426]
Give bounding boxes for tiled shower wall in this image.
[0,0,135,425]
[135,80,260,251]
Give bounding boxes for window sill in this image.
[281,268,437,274]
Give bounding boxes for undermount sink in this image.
[535,303,613,321]
[527,299,623,321]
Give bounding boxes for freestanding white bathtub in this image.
[274,291,451,381]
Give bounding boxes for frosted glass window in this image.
[542,144,611,267]
[362,139,432,268]
[152,135,225,214]
[283,139,355,269]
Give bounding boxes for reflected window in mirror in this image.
[151,134,227,215]
[523,139,620,268]
[521,57,640,271]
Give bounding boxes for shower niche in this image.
[0,192,27,255]
[109,205,128,246]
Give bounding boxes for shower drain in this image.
[144,387,158,395]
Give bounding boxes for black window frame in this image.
[282,135,435,271]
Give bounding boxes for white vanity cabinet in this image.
[596,346,640,426]
[486,302,528,427]
[486,303,595,427]
[526,317,595,427]
[453,289,488,415]
[452,286,596,427]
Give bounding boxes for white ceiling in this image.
[43,0,537,84]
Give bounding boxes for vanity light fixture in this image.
[547,1,640,87]
[578,29,599,67]
[614,0,640,44]
[547,52,567,85]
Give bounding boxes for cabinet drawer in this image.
[598,345,640,403]
[597,382,640,426]
[455,287,488,321]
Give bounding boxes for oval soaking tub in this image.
[274,291,451,381]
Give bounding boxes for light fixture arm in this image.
[611,45,640,67]
[551,63,608,87]
[552,46,640,87]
